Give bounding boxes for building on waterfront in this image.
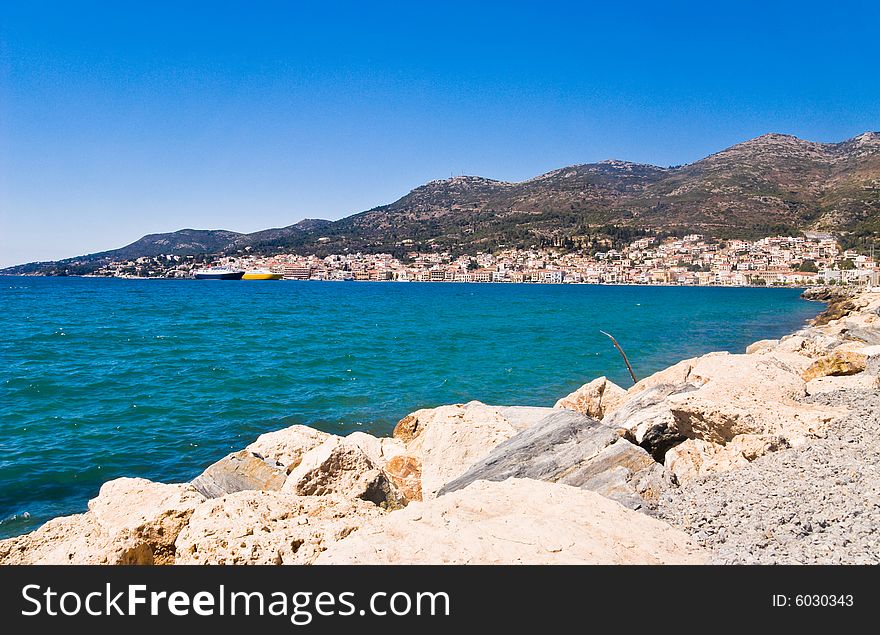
[282,265,312,280]
[91,233,880,288]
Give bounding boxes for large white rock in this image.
[805,372,879,395]
[392,401,556,499]
[553,376,627,420]
[665,353,846,445]
[282,437,404,508]
[174,490,383,565]
[341,431,406,468]
[245,424,331,471]
[316,478,706,565]
[0,478,204,565]
[0,514,106,565]
[607,352,846,451]
[745,339,779,354]
[625,355,714,398]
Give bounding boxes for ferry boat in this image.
[193,267,245,280]
[243,269,283,280]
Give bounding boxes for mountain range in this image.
[4,132,879,275]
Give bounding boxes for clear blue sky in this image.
[1,1,878,267]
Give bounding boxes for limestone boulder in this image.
[775,332,848,359]
[282,438,405,508]
[806,372,880,395]
[392,412,423,444]
[0,534,30,565]
[438,409,661,510]
[0,478,204,565]
[774,334,809,354]
[341,431,406,468]
[316,478,706,565]
[745,336,816,373]
[245,424,331,471]
[392,401,553,499]
[492,405,559,427]
[87,478,205,563]
[553,376,627,420]
[0,514,106,565]
[761,350,815,374]
[174,490,383,565]
[625,355,714,397]
[604,351,846,454]
[393,402,554,448]
[728,433,790,461]
[190,450,288,498]
[383,455,422,502]
[801,350,868,382]
[665,439,748,485]
[746,339,779,354]
[336,432,416,500]
[665,353,846,446]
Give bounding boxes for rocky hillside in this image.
[4,132,879,274]
[1,220,327,275]
[98,229,244,259]
[326,132,879,255]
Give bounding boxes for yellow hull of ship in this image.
[242,272,283,280]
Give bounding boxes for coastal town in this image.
[94,233,880,287]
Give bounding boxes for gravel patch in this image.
[658,387,880,564]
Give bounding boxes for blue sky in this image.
[1,1,878,267]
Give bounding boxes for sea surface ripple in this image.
[0,277,820,537]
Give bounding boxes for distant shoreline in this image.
[1,273,822,290]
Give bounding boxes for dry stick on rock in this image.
[600,330,638,385]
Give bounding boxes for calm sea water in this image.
[0,277,820,538]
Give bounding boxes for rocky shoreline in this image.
[2,286,878,565]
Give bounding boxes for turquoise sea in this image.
[0,277,821,538]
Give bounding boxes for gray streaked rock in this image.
[558,438,665,509]
[438,410,617,492]
[843,328,880,346]
[191,450,288,499]
[437,410,662,509]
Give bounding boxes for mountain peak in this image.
[849,131,880,145]
[424,175,512,188]
[750,132,802,142]
[733,133,826,151]
[698,132,832,166]
[293,218,332,230]
[597,159,649,168]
